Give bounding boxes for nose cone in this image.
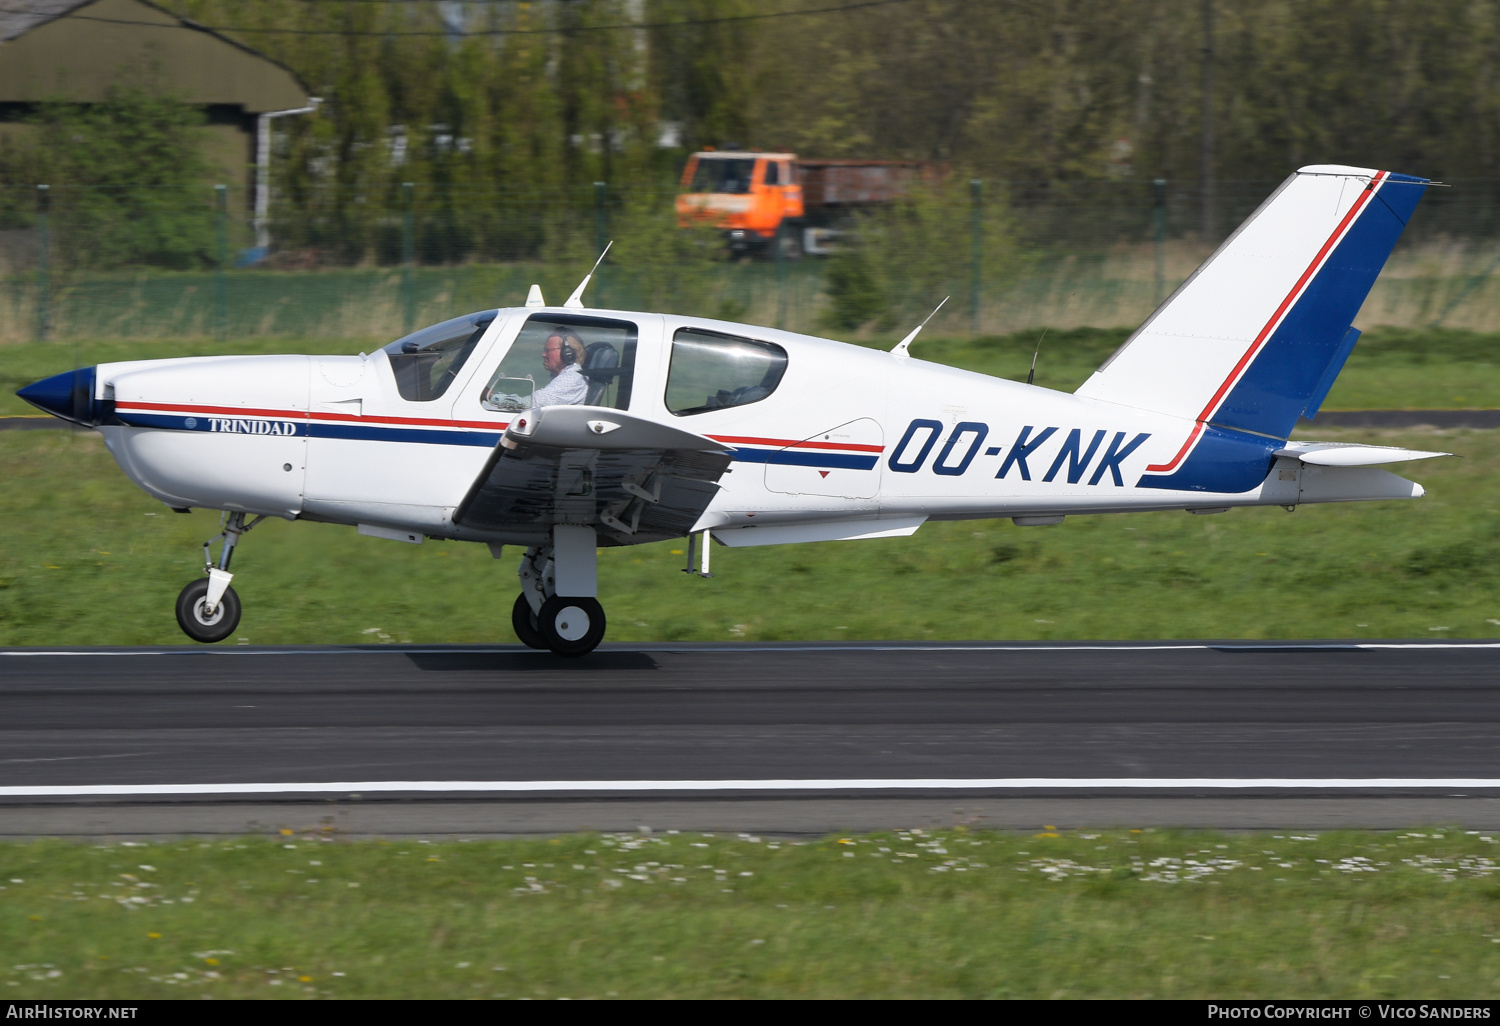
[17,366,97,426]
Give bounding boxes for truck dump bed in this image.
[797,160,941,209]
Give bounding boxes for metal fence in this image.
[3,176,1499,344]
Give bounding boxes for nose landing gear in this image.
[175,512,265,644]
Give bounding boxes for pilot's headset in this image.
[556,331,584,366]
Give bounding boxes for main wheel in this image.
[511,593,548,650]
[175,578,241,644]
[537,595,606,657]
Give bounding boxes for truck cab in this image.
[676,151,804,256]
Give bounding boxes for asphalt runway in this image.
[3,641,1500,836]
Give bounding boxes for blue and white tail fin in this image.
[1076,165,1428,442]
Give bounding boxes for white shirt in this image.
[530,363,588,408]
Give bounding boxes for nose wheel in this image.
[175,511,263,644]
[176,577,241,643]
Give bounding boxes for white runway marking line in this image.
[6,779,1500,797]
[3,642,1500,656]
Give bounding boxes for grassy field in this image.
[1,325,1497,647]
[2,326,1499,418]
[5,828,1500,998]
[0,421,1495,646]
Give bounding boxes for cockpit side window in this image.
[665,328,788,416]
[382,309,497,402]
[480,315,638,412]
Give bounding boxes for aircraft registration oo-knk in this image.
[17,164,1451,656]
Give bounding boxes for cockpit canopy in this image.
[382,309,497,402]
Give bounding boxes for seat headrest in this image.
[581,342,621,381]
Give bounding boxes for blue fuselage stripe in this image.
[729,447,880,470]
[307,422,501,446]
[113,415,880,469]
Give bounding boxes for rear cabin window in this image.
[382,309,495,402]
[665,328,788,416]
[480,315,638,412]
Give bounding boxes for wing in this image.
[453,405,732,545]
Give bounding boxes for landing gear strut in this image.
[175,511,264,643]
[513,526,606,657]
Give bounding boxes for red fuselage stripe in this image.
[1144,170,1386,474]
[707,434,885,453]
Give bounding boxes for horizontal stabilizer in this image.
[1275,441,1452,466]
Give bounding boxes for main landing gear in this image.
[175,511,265,643]
[513,526,607,657]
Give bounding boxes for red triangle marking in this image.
[818,470,830,478]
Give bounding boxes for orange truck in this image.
[676,150,936,257]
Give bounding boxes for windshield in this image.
[688,158,756,195]
[382,309,497,402]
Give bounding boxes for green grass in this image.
[5,325,1498,419]
[6,828,1500,998]
[0,424,1496,646]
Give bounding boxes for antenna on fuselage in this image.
[1027,291,1075,385]
[563,241,613,310]
[1026,327,1048,386]
[890,296,949,359]
[525,284,545,308]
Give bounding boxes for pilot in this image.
[530,330,588,407]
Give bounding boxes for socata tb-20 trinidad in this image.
[18,164,1449,656]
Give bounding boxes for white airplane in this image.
[18,164,1448,656]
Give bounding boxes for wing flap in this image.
[453,406,732,544]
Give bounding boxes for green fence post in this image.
[35,184,49,342]
[214,185,228,341]
[1152,178,1167,306]
[401,182,415,334]
[969,179,983,336]
[774,223,787,329]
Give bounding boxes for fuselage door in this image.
[764,417,883,499]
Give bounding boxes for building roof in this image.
[0,0,91,42]
[0,0,311,112]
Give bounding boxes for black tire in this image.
[175,578,241,644]
[777,231,803,261]
[511,593,548,650]
[537,595,606,657]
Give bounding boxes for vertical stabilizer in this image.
[1076,166,1428,452]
